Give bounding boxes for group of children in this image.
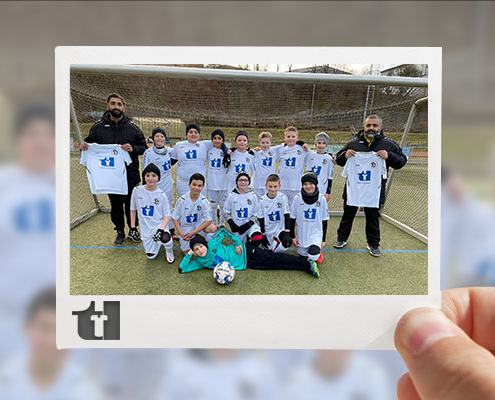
[130,124,335,276]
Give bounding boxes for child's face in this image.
[153,132,166,148]
[212,134,223,149]
[189,179,204,195]
[303,181,316,194]
[192,243,208,257]
[265,180,280,197]
[237,176,250,192]
[145,172,159,186]
[235,135,248,151]
[259,138,271,151]
[316,140,327,153]
[187,128,200,143]
[284,131,298,147]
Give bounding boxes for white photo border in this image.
[57,46,441,350]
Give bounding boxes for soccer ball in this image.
[213,261,235,285]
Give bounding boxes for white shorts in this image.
[234,222,261,244]
[143,230,172,258]
[296,241,321,260]
[279,189,299,205]
[254,188,266,199]
[208,189,228,207]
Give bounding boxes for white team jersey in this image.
[80,143,132,195]
[170,140,214,181]
[290,193,329,248]
[142,146,174,194]
[172,192,212,228]
[227,150,255,192]
[130,186,171,238]
[207,146,227,190]
[342,152,387,208]
[258,192,290,239]
[224,190,258,227]
[252,146,281,189]
[278,145,308,191]
[304,151,334,194]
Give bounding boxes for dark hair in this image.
[26,286,56,321]
[266,174,280,183]
[106,93,125,105]
[142,163,161,182]
[189,173,205,184]
[14,102,55,136]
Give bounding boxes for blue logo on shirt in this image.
[262,157,273,167]
[285,157,296,167]
[236,208,248,219]
[358,171,371,182]
[303,208,316,220]
[13,199,54,232]
[268,211,280,222]
[162,161,171,171]
[234,164,246,173]
[311,165,322,175]
[210,158,222,168]
[185,213,198,223]
[141,205,154,217]
[185,150,197,160]
[100,157,115,167]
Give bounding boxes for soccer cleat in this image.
[308,260,320,278]
[165,248,175,264]
[114,230,126,246]
[367,245,381,257]
[128,228,141,243]
[333,239,347,249]
[316,252,323,264]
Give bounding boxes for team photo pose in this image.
[257,174,292,253]
[333,114,407,257]
[304,131,334,202]
[172,173,217,254]
[130,164,175,263]
[252,131,280,198]
[225,130,255,192]
[178,230,320,278]
[206,129,228,226]
[223,171,262,245]
[170,123,228,197]
[290,171,329,263]
[80,93,148,245]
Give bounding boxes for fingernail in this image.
[399,309,456,355]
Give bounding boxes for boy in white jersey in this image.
[304,132,334,202]
[258,174,292,253]
[129,164,175,263]
[225,130,255,192]
[170,123,228,197]
[206,129,228,226]
[290,171,329,263]
[278,126,309,204]
[172,173,217,254]
[252,131,281,198]
[224,171,263,246]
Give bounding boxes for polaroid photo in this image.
[56,46,441,349]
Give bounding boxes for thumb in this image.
[395,308,495,400]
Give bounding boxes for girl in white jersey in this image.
[206,129,228,226]
[170,123,228,197]
[290,171,329,263]
[225,131,255,193]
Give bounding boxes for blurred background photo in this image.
[1,2,494,399]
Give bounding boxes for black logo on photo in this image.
[72,301,120,340]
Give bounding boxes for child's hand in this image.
[321,241,325,248]
[292,238,299,247]
[254,146,261,151]
[302,143,309,152]
[227,149,232,155]
[187,249,194,256]
[183,231,193,241]
[324,193,330,202]
[331,155,336,163]
[235,245,243,255]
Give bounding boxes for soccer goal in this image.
[70,65,428,241]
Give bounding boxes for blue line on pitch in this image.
[71,245,427,253]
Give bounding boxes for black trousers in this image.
[108,183,138,231]
[336,201,380,247]
[245,243,310,272]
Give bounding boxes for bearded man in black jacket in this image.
[333,115,407,257]
[80,93,148,245]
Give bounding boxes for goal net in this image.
[70,65,428,239]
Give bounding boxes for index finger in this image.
[442,287,495,350]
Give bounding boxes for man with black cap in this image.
[80,93,148,245]
[333,115,407,257]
